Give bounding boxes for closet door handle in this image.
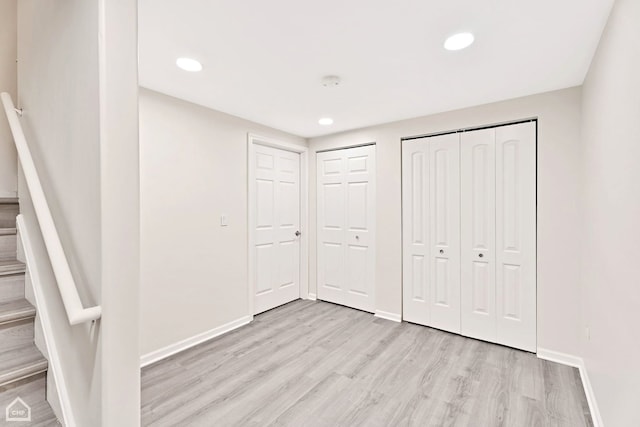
[478,253,484,258]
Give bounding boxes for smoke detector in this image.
[321,75,341,87]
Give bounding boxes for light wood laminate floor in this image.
[141,300,592,426]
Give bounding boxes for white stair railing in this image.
[1,92,101,325]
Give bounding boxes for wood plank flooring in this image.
[141,300,592,427]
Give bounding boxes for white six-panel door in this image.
[317,145,376,313]
[402,122,536,352]
[253,144,301,314]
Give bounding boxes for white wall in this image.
[0,0,17,196]
[580,0,640,425]
[17,2,102,425]
[98,1,141,425]
[139,88,306,356]
[17,1,140,425]
[309,87,583,356]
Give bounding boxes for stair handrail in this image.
[1,92,101,325]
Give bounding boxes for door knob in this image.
[295,230,301,237]
[439,249,444,254]
[479,253,484,258]
[355,235,360,240]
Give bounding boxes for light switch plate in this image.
[220,214,228,227]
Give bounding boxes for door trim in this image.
[401,118,537,141]
[315,142,376,153]
[247,134,309,319]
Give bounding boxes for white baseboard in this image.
[578,361,604,427]
[18,216,76,427]
[537,348,582,367]
[374,310,402,323]
[537,348,603,427]
[307,293,317,301]
[140,315,252,368]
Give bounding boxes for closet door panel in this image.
[496,122,536,352]
[346,180,369,298]
[344,145,375,310]
[429,133,461,333]
[317,152,346,298]
[461,129,497,341]
[402,140,430,325]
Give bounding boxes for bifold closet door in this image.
[460,122,536,352]
[495,122,536,352]
[461,128,497,341]
[403,122,536,352]
[402,139,430,325]
[402,134,460,334]
[317,145,376,313]
[429,134,461,333]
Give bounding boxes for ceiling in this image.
[138,0,613,138]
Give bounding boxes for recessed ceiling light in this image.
[176,57,203,72]
[319,117,334,126]
[444,32,475,51]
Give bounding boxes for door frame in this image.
[247,133,309,319]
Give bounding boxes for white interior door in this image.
[317,145,376,313]
[402,139,430,325]
[461,128,497,341]
[495,122,536,352]
[253,144,301,314]
[428,134,461,333]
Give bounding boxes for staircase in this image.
[0,199,59,425]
